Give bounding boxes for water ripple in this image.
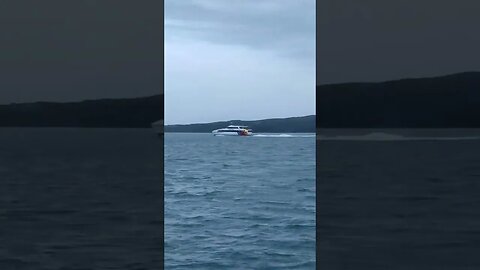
[165,133,315,269]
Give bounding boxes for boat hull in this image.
[212,125,253,136]
[213,131,252,136]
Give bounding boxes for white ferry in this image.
[212,125,253,136]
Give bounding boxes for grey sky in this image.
[165,0,315,125]
[318,0,480,84]
[0,0,162,104]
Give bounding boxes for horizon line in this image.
[317,70,480,86]
[0,94,163,107]
[165,114,315,126]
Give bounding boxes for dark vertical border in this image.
[315,0,320,269]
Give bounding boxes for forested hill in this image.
[5,70,477,129]
[317,72,480,128]
[165,115,315,133]
[0,95,163,128]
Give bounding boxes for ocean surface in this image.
[0,128,163,269]
[165,133,316,269]
[6,127,476,269]
[318,129,480,270]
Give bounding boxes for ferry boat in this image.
[212,125,253,136]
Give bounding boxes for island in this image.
[0,95,163,128]
[1,71,479,129]
[165,115,316,133]
[317,71,480,128]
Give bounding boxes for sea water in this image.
[165,133,316,269]
[0,128,163,269]
[318,129,480,270]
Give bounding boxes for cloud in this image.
[164,0,315,124]
[165,0,315,60]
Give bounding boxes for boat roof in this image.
[227,125,249,128]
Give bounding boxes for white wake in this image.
[318,132,480,141]
[253,134,315,138]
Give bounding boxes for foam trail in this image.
[253,134,315,138]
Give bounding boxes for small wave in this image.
[318,132,480,141]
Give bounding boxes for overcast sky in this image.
[165,0,315,125]
[0,0,162,104]
[318,0,480,84]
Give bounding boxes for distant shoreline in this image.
[164,115,315,133]
[0,95,163,128]
[3,71,480,129]
[0,126,154,129]
[164,131,316,133]
[317,71,480,128]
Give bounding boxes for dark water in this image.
[318,129,480,270]
[0,128,163,269]
[165,133,316,269]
